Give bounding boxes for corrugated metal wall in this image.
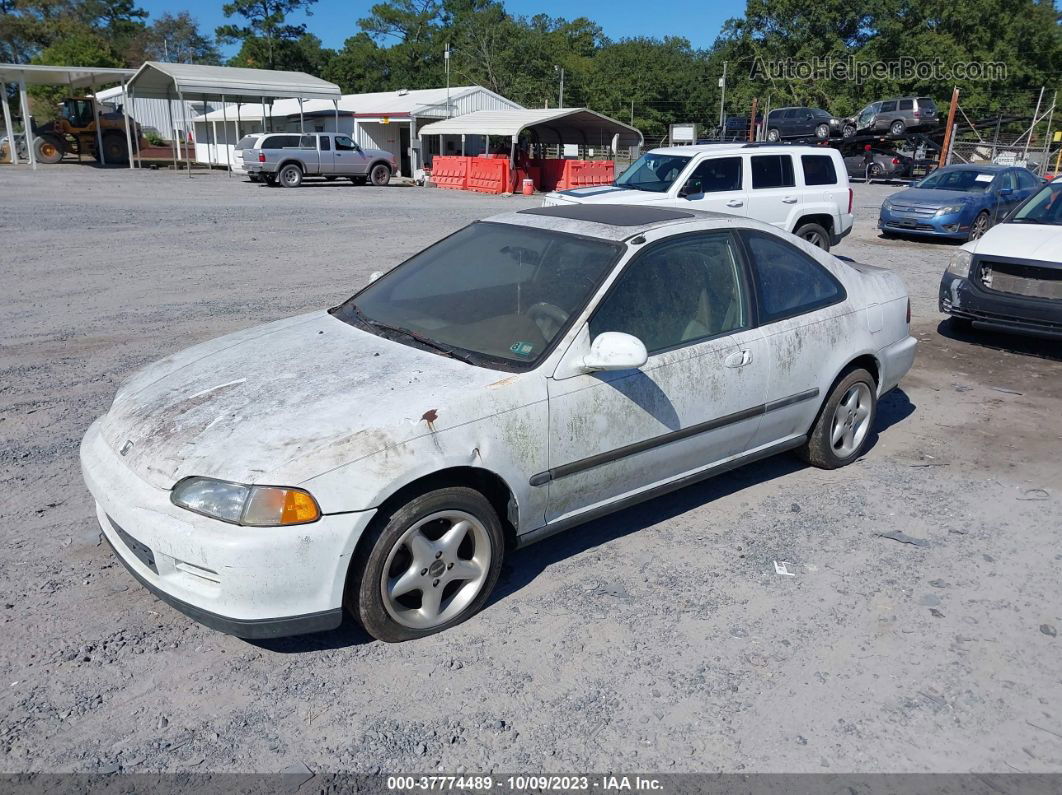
[96,89,213,140]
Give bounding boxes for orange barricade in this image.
[430,156,471,190]
[532,159,615,191]
[467,157,512,194]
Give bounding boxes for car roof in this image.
[647,143,835,157]
[486,205,750,242]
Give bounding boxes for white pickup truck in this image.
[239,132,397,188]
[543,143,854,251]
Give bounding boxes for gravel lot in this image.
[1,166,1060,775]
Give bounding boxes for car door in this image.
[674,155,749,218]
[738,230,851,449]
[745,153,800,231]
[333,134,366,175]
[990,171,1022,222]
[878,100,898,131]
[543,231,769,523]
[317,134,334,172]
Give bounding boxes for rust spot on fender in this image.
[421,408,438,431]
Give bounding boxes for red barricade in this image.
[467,157,512,194]
[430,156,471,190]
[532,159,615,191]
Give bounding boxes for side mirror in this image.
[369,270,383,283]
[998,188,1013,196]
[583,332,648,372]
[678,180,700,199]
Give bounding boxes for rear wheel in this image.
[815,123,830,140]
[34,134,64,164]
[798,368,877,469]
[767,128,780,142]
[370,163,391,186]
[843,124,856,139]
[868,163,883,179]
[278,163,303,188]
[794,221,831,251]
[348,487,505,643]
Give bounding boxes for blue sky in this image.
[137,0,744,56]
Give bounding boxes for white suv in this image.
[544,144,854,251]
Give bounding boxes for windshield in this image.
[915,169,995,192]
[614,153,691,193]
[331,222,621,368]
[1008,183,1062,226]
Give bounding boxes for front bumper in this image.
[939,272,1062,339]
[879,208,970,239]
[80,419,376,638]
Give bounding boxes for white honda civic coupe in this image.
[81,204,916,642]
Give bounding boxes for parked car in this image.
[543,143,853,251]
[232,133,267,179]
[765,107,842,142]
[879,164,1042,241]
[844,97,940,138]
[241,132,396,188]
[842,147,913,180]
[940,180,1062,338]
[81,204,916,642]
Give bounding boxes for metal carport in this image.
[0,64,135,169]
[417,108,643,164]
[124,62,342,175]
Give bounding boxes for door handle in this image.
[726,199,744,207]
[782,196,798,204]
[724,349,752,368]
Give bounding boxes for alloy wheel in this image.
[970,213,990,240]
[830,382,873,457]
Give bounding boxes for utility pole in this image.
[719,61,727,131]
[748,97,758,143]
[937,87,960,169]
[555,65,564,109]
[444,42,451,117]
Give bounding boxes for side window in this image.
[995,172,1017,191]
[335,135,357,151]
[265,135,300,149]
[1016,169,1038,189]
[880,100,898,112]
[589,233,748,354]
[801,155,837,186]
[744,231,845,322]
[898,99,914,110]
[299,135,316,149]
[683,157,742,194]
[751,155,795,189]
[319,136,330,151]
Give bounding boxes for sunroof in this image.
[519,204,696,226]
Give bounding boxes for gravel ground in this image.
[1,165,1060,775]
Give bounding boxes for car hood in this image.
[888,188,984,207]
[552,185,668,204]
[967,222,1062,262]
[99,311,515,489]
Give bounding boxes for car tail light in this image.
[848,188,853,214]
[906,299,911,324]
[913,110,921,118]
[258,152,266,162]
[892,158,900,165]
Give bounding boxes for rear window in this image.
[751,155,795,189]
[263,135,301,149]
[801,155,838,186]
[918,98,937,111]
[234,135,260,150]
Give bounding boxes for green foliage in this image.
[136,11,222,65]
[217,0,319,70]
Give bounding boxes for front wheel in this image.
[889,120,906,137]
[843,124,856,139]
[968,211,990,241]
[767,128,780,142]
[815,123,830,140]
[798,369,877,469]
[794,221,831,251]
[370,163,391,186]
[278,163,303,188]
[349,487,505,642]
[34,134,64,164]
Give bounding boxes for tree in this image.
[323,32,389,93]
[216,0,319,70]
[136,11,221,65]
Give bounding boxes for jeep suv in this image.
[844,97,939,138]
[542,144,853,251]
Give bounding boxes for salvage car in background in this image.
[81,205,915,642]
[844,97,939,138]
[842,147,913,180]
[940,180,1062,338]
[765,107,843,142]
[879,164,1042,241]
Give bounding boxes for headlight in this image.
[882,200,893,211]
[935,203,966,216]
[945,249,973,278]
[171,477,321,526]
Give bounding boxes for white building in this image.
[190,85,523,177]
[95,84,213,141]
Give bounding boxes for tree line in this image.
[1,0,1058,138]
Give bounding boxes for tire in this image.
[348,487,505,643]
[798,368,877,469]
[278,163,303,188]
[889,120,905,137]
[815,123,830,140]
[843,124,856,139]
[370,163,391,186]
[794,221,831,251]
[34,134,64,164]
[868,163,883,179]
[100,132,128,164]
[767,128,780,142]
[968,211,990,241]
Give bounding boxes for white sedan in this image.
[81,204,916,642]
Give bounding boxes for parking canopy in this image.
[126,62,341,103]
[0,63,135,87]
[417,108,643,149]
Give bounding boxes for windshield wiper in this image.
[348,304,480,365]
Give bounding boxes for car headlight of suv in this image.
[171,477,321,526]
[882,199,893,212]
[935,203,966,216]
[945,249,973,278]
